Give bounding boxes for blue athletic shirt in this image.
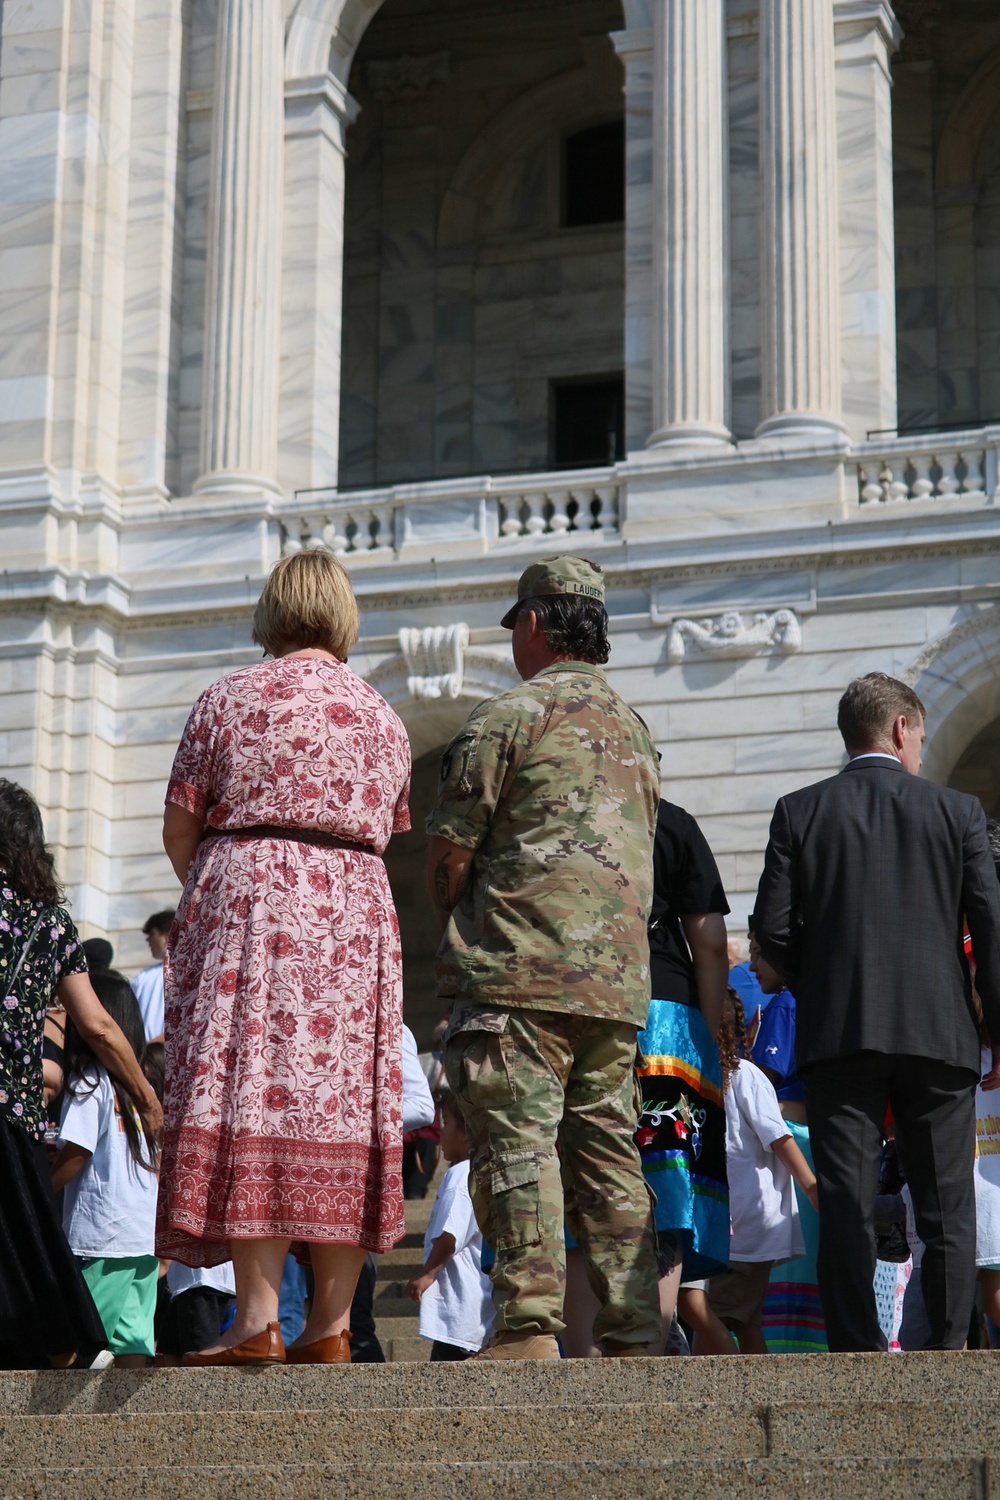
[750,988,805,1102]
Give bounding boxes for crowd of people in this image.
[2,546,999,1369]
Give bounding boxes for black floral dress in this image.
[0,882,105,1367]
[0,885,87,1139]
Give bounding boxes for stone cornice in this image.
[284,71,360,148]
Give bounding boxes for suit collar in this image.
[842,755,905,773]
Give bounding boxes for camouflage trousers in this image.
[444,1003,661,1347]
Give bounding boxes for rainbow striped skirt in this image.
[635,998,730,1281]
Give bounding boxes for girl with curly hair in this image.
[703,988,819,1354]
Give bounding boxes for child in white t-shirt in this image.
[404,1092,492,1360]
[707,989,818,1353]
[51,975,159,1367]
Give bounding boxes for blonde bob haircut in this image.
[252,549,360,661]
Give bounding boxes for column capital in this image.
[610,28,653,63]
[834,0,902,80]
[285,72,360,151]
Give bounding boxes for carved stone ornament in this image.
[666,609,803,664]
[398,623,470,700]
[366,52,450,100]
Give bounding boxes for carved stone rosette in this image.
[666,609,803,664]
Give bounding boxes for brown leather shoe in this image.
[285,1331,351,1365]
[182,1322,285,1367]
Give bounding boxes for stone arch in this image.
[936,47,1000,191]
[438,46,624,248]
[901,607,1000,785]
[285,0,385,83]
[365,649,520,759]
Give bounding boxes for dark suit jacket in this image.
[754,757,1000,1076]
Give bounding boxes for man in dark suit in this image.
[754,672,1000,1350]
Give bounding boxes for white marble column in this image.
[612,22,654,454]
[647,0,731,449]
[194,0,284,497]
[757,0,846,438]
[834,1,902,441]
[279,76,358,495]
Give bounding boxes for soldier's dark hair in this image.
[524,595,610,665]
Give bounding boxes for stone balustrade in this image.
[280,468,621,558]
[853,428,999,507]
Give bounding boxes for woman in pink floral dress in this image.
[157,550,411,1365]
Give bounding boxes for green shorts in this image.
[78,1255,159,1357]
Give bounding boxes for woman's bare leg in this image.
[292,1243,368,1347]
[562,1246,601,1358]
[197,1237,290,1351]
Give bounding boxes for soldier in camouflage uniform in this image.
[426,556,662,1358]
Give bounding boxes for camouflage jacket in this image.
[426,660,660,1026]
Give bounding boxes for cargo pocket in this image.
[490,1154,542,1251]
[444,1009,514,1110]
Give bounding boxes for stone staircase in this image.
[371,1177,438,1362]
[5,1352,1000,1496]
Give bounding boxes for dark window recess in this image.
[552,378,624,468]
[563,120,625,227]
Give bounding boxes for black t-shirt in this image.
[648,800,730,1005]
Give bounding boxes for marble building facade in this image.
[1,0,999,1033]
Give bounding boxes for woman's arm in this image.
[56,972,163,1136]
[680,911,729,1042]
[163,802,203,885]
[51,1142,91,1193]
[42,1058,64,1104]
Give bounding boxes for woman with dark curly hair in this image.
[0,781,162,1369]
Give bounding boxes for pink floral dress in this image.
[155,656,411,1264]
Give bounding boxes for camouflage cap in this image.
[500,556,606,629]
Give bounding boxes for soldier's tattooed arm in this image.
[427,834,475,926]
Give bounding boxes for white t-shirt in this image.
[58,1067,158,1259]
[975,1045,1000,1266]
[418,1159,493,1352]
[725,1059,804,1264]
[131,961,164,1041]
[167,1260,236,1297]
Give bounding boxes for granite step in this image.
[9,1357,1000,1498]
[0,1458,987,1500]
[7,1354,1000,1414]
[7,1400,1000,1468]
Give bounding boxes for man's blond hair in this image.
[252,549,359,661]
[837,672,926,753]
